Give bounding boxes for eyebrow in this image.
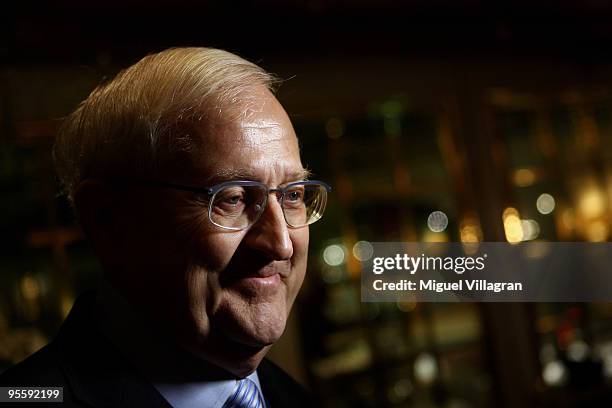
[209,168,312,184]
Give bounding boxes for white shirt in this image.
[156,372,262,408]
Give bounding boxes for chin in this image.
[217,298,289,348]
[246,320,286,347]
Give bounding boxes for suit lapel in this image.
[257,359,294,407]
[258,359,317,408]
[53,291,173,408]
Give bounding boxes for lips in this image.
[236,263,286,295]
[219,248,290,291]
[251,264,288,279]
[233,270,283,297]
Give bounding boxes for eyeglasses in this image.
[119,178,331,231]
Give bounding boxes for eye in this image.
[287,191,301,201]
[214,187,247,211]
[224,194,242,205]
[285,188,305,203]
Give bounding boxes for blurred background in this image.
[2,1,612,407]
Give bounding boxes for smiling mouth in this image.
[234,272,282,296]
[253,264,288,279]
[220,249,290,292]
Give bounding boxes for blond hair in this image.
[53,47,277,205]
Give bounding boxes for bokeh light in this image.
[536,193,556,215]
[323,244,346,266]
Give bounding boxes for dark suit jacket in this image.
[0,291,315,407]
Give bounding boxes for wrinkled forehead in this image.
[162,87,303,184]
[210,85,294,136]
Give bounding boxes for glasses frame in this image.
[116,178,331,231]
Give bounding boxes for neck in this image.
[180,332,271,378]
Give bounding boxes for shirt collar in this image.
[155,372,262,408]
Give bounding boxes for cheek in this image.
[169,200,245,269]
[193,230,246,271]
[291,227,310,260]
[288,228,309,293]
[181,232,247,335]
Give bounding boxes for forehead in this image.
[182,87,304,184]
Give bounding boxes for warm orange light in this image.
[20,276,39,300]
[460,215,482,243]
[579,187,606,219]
[585,220,609,242]
[503,207,523,244]
[503,207,519,220]
[513,168,536,187]
[422,230,449,243]
[560,208,575,231]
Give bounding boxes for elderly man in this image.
[1,48,330,407]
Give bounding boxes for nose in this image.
[243,195,293,260]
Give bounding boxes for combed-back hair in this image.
[53,47,277,205]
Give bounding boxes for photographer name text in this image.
[372,279,523,293]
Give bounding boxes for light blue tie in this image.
[222,378,265,408]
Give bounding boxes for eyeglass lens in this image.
[209,183,328,230]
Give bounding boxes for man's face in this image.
[112,86,309,370]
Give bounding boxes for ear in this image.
[72,179,118,248]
